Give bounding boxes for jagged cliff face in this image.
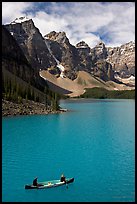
[45,34,115,81]
[91,41,108,62]
[2,25,34,83]
[76,41,114,81]
[106,41,135,78]
[5,18,57,71]
[2,25,48,91]
[45,31,81,79]
[76,41,93,73]
[89,41,135,79]
[4,17,135,83]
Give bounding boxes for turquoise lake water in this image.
[2,99,135,202]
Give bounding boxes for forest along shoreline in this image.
[2,99,67,117]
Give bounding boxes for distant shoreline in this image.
[2,99,67,117]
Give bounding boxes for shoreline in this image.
[2,99,67,117]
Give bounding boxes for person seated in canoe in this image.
[60,174,66,183]
[33,177,38,186]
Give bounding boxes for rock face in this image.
[2,25,60,111]
[4,17,135,84]
[2,25,47,91]
[2,25,34,83]
[45,31,81,79]
[106,41,135,78]
[76,41,93,73]
[76,41,89,48]
[5,17,57,71]
[91,41,108,61]
[89,42,115,81]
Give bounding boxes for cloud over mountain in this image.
[2,2,135,48]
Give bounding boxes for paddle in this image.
[65,180,68,189]
[61,174,68,188]
[66,182,68,189]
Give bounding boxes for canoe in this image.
[25,177,74,189]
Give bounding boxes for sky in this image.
[2,2,135,48]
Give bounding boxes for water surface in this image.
[2,99,135,202]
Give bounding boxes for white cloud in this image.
[2,2,135,48]
[31,11,68,35]
[2,2,35,24]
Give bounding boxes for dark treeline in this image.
[2,25,65,111]
[2,70,62,111]
[79,87,135,99]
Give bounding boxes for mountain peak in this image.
[94,41,106,52]
[11,16,31,24]
[44,31,68,44]
[76,41,89,48]
[96,40,105,47]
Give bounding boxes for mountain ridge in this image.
[3,17,135,97]
[2,24,62,114]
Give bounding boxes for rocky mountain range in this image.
[4,17,135,97]
[106,41,135,77]
[2,24,61,113]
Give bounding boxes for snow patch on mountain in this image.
[57,64,65,72]
[39,72,47,80]
[11,16,30,24]
[57,64,65,78]
[44,38,65,78]
[128,75,135,81]
[44,39,59,64]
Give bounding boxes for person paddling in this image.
[60,174,66,183]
